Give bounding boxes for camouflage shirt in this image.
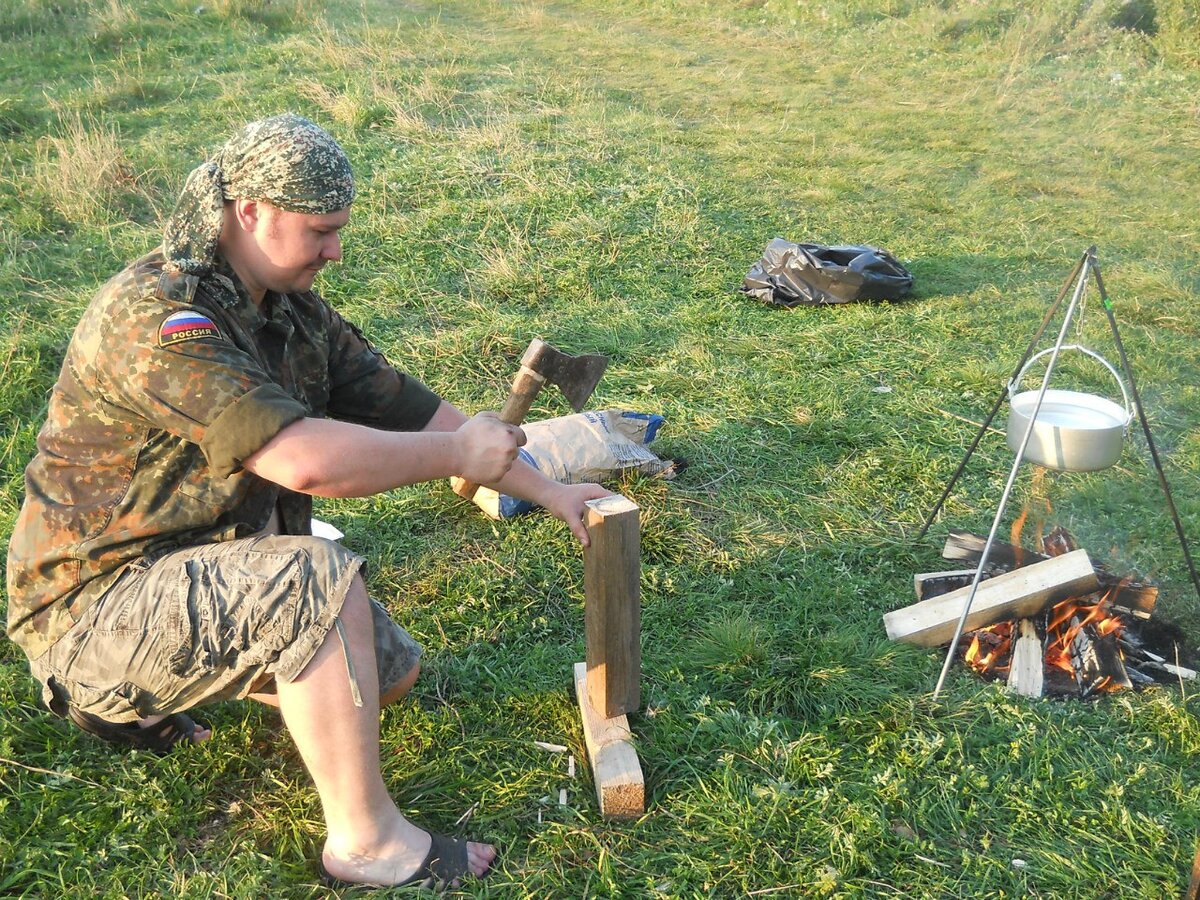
[6,249,440,659]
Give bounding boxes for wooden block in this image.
[914,569,979,601]
[574,661,644,819]
[884,550,1098,647]
[942,530,1048,570]
[584,494,641,718]
[1187,840,1200,900]
[1006,619,1044,698]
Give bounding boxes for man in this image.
[6,113,610,889]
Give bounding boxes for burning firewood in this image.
[1006,619,1044,698]
[897,524,1189,698]
[884,550,1098,648]
[1066,614,1132,697]
[943,529,1158,619]
[1106,582,1157,620]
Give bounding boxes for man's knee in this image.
[341,574,373,625]
[381,661,419,707]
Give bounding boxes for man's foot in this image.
[320,825,495,890]
[138,713,212,744]
[67,707,210,754]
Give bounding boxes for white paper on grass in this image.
[310,518,345,541]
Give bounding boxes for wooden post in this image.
[583,495,641,718]
[1185,839,1200,900]
[574,493,645,819]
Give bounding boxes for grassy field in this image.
[3,0,1200,896]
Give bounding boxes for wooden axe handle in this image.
[452,365,545,501]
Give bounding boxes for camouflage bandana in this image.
[163,113,356,275]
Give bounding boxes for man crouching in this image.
[6,112,609,889]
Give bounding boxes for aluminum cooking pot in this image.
[1006,345,1132,472]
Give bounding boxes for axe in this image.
[453,338,609,502]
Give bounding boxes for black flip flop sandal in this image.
[66,707,207,755]
[319,831,474,892]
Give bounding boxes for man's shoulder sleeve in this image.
[82,278,294,446]
[153,266,202,305]
[319,300,442,431]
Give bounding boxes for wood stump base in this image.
[573,661,644,819]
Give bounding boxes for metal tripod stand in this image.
[918,247,1200,698]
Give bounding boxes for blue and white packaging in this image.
[452,409,670,519]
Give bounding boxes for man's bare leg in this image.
[249,659,419,709]
[247,513,424,710]
[275,575,495,886]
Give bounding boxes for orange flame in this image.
[963,622,1013,676]
[962,594,1126,690]
[1044,596,1126,686]
[1010,469,1053,566]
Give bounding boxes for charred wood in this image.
[914,569,980,601]
[1104,582,1157,620]
[941,530,1046,572]
[1042,526,1077,556]
[1122,663,1157,687]
[1069,618,1131,697]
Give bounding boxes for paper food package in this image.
[451,409,672,519]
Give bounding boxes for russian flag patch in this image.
[158,310,221,348]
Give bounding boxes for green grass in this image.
[3,0,1200,895]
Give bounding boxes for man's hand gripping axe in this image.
[452,338,609,502]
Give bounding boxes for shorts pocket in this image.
[168,551,304,677]
[87,557,155,636]
[58,678,152,721]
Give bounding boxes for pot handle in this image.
[1008,344,1132,422]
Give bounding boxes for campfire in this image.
[886,515,1196,699]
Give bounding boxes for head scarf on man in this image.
[163,113,356,276]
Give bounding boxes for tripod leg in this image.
[1092,255,1200,605]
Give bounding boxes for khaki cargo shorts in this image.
[30,534,422,723]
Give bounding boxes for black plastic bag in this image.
[742,238,914,307]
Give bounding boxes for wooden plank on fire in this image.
[1107,582,1157,620]
[1069,618,1132,697]
[946,532,1160,619]
[884,550,1099,648]
[942,530,1048,570]
[914,569,980,601]
[1006,619,1044,698]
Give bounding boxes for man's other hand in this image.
[456,412,527,485]
[542,482,613,547]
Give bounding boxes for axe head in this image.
[521,338,609,411]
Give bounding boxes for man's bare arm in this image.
[420,401,612,545]
[243,408,522,497]
[246,400,609,544]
